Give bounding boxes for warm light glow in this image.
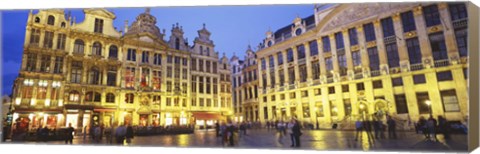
[13,113,19,121]
[38,112,44,116]
[58,100,63,106]
[425,100,431,106]
[30,99,36,106]
[28,113,34,120]
[360,104,365,109]
[15,98,21,105]
[45,99,50,106]
[332,107,338,112]
[57,114,63,120]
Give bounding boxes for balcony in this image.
[410,63,424,71]
[312,79,321,86]
[288,84,295,90]
[278,86,285,92]
[354,73,363,80]
[299,82,307,88]
[389,67,401,74]
[326,77,334,83]
[434,59,450,68]
[370,70,381,77]
[384,36,396,44]
[262,89,267,94]
[452,18,468,29]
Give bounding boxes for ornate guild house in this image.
[11,8,233,130]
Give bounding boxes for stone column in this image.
[329,34,339,78]
[321,87,331,124]
[292,47,300,85]
[273,53,280,86]
[356,25,369,69]
[282,50,289,86]
[452,68,468,119]
[49,56,55,74]
[413,6,433,63]
[403,75,420,121]
[438,3,459,56]
[304,42,313,82]
[373,20,388,67]
[392,13,409,62]
[343,29,354,71]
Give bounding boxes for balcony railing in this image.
[262,89,267,94]
[289,84,295,90]
[452,18,468,29]
[384,36,396,44]
[410,63,424,71]
[389,67,401,74]
[371,70,381,77]
[312,79,321,86]
[299,82,307,88]
[354,73,363,80]
[326,77,334,83]
[278,86,285,92]
[434,59,450,68]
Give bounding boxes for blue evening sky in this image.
[1,4,317,96]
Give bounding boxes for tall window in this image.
[70,61,82,83]
[192,75,197,93]
[335,32,344,49]
[325,57,333,75]
[174,67,180,79]
[153,70,161,90]
[183,58,188,66]
[92,42,102,56]
[322,36,331,52]
[47,15,55,25]
[142,51,149,63]
[175,38,180,50]
[199,60,204,71]
[106,93,115,103]
[423,5,441,27]
[213,62,217,73]
[381,17,395,37]
[127,49,136,61]
[300,65,307,82]
[182,69,188,79]
[413,74,426,84]
[53,57,63,74]
[166,67,172,78]
[352,51,361,66]
[109,45,118,59]
[297,45,305,59]
[166,81,172,92]
[287,48,294,62]
[288,67,295,85]
[348,28,358,46]
[125,93,134,104]
[206,61,211,73]
[107,66,117,86]
[277,52,284,65]
[125,67,135,88]
[85,92,101,102]
[386,43,400,68]
[206,77,211,94]
[89,67,101,85]
[213,78,218,94]
[56,33,66,50]
[40,55,51,72]
[441,90,460,112]
[278,69,284,86]
[261,58,266,70]
[26,54,37,71]
[416,92,430,114]
[309,40,318,56]
[449,3,468,21]
[69,91,80,102]
[363,23,376,42]
[191,58,196,70]
[141,68,150,87]
[401,11,416,32]
[338,54,347,76]
[73,39,85,54]
[167,55,172,63]
[394,94,409,114]
[455,28,468,57]
[94,18,104,33]
[270,70,275,88]
[437,71,453,81]
[368,47,380,71]
[43,31,54,49]
[199,77,204,93]
[406,38,422,64]
[312,61,320,80]
[268,55,275,68]
[429,32,448,60]
[29,29,40,46]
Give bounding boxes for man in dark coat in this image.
[387,116,397,139]
[125,124,134,145]
[65,123,75,144]
[291,119,302,147]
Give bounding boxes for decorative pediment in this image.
[84,9,116,19]
[139,36,154,43]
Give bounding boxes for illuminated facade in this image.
[11,8,232,130]
[248,2,468,129]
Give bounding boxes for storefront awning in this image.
[192,112,223,120]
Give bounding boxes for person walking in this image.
[226,120,236,146]
[114,123,126,145]
[354,119,363,141]
[93,125,102,143]
[104,126,112,144]
[65,123,74,144]
[291,119,302,148]
[287,119,295,147]
[373,119,380,139]
[427,116,438,141]
[417,116,428,138]
[387,116,397,139]
[276,121,285,144]
[215,122,220,137]
[437,116,450,140]
[125,124,134,145]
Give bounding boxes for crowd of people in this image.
[415,115,452,141]
[354,115,398,142]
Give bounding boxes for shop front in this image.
[191,112,224,130]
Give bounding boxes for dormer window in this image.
[175,38,180,50]
[34,17,40,23]
[94,18,104,33]
[200,46,203,55]
[267,40,272,47]
[47,15,55,25]
[295,28,302,36]
[61,22,66,28]
[206,47,210,56]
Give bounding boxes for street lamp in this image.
[425,100,432,115]
[359,104,365,121]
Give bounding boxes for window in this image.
[71,61,82,83]
[416,92,430,114]
[73,39,85,54]
[386,43,400,68]
[279,69,284,86]
[125,67,135,88]
[199,98,205,106]
[191,75,197,93]
[191,98,197,106]
[25,54,37,71]
[37,87,47,99]
[174,56,181,65]
[335,32,344,49]
[352,51,361,66]
[47,15,55,25]
[309,40,318,56]
[191,58,196,70]
[53,57,63,74]
[206,77,211,94]
[182,69,188,79]
[141,68,150,87]
[316,102,324,117]
[29,29,40,46]
[92,42,102,56]
[61,22,66,28]
[338,54,347,76]
[280,94,285,100]
[315,88,321,95]
[301,90,308,97]
[89,67,101,85]
[392,77,403,86]
[406,38,422,64]
[464,68,468,79]
[270,70,275,88]
[303,105,310,118]
[199,60,204,71]
[127,49,136,61]
[413,74,426,84]
[290,92,296,99]
[166,98,172,106]
[363,23,376,42]
[271,95,276,101]
[125,93,134,104]
[429,32,448,60]
[142,51,149,63]
[85,91,101,102]
[183,58,188,66]
[297,45,305,59]
[174,68,180,79]
[368,47,380,70]
[342,85,349,92]
[50,87,59,100]
[206,47,210,56]
[107,66,117,86]
[295,28,302,35]
[288,67,295,85]
[206,99,211,107]
[449,3,468,21]
[213,62,217,73]
[328,87,335,94]
[199,77,204,93]
[287,48,294,62]
[455,28,468,57]
[401,11,416,32]
[109,45,118,59]
[268,55,275,68]
[69,91,80,102]
[106,93,115,103]
[34,17,40,23]
[167,55,173,63]
[330,102,337,116]
[166,81,172,92]
[183,83,188,94]
[263,96,267,102]
[300,65,307,82]
[437,71,453,81]
[206,61,211,73]
[357,83,365,91]
[394,94,409,114]
[40,55,51,72]
[348,28,358,46]
[325,57,333,72]
[344,99,352,116]
[175,38,180,50]
[43,31,54,49]
[312,61,320,80]
[56,33,66,50]
[423,5,441,27]
[441,90,460,112]
[373,80,383,89]
[94,18,104,33]
[381,17,395,37]
[322,36,331,52]
[166,67,172,78]
[277,52,284,65]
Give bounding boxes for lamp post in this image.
[359,103,365,121]
[425,100,432,116]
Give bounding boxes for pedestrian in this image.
[287,119,295,147]
[427,115,438,141]
[266,121,270,130]
[94,125,102,143]
[104,126,112,144]
[387,116,397,139]
[226,120,236,146]
[64,123,74,144]
[125,124,134,145]
[240,122,247,136]
[276,121,285,144]
[114,123,126,145]
[215,122,220,137]
[417,116,428,138]
[291,119,302,147]
[373,118,380,139]
[363,119,374,141]
[437,116,450,139]
[354,119,363,141]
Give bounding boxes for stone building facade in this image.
[11,8,232,130]
[245,2,468,129]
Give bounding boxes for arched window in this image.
[61,22,66,28]
[175,38,180,50]
[47,15,55,25]
[125,93,134,104]
[69,90,80,102]
[85,91,101,102]
[206,47,210,56]
[109,45,118,59]
[89,66,101,85]
[34,17,40,23]
[106,93,115,103]
[92,42,102,56]
[73,39,85,54]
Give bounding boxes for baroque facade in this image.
[235,2,469,129]
[11,8,233,130]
